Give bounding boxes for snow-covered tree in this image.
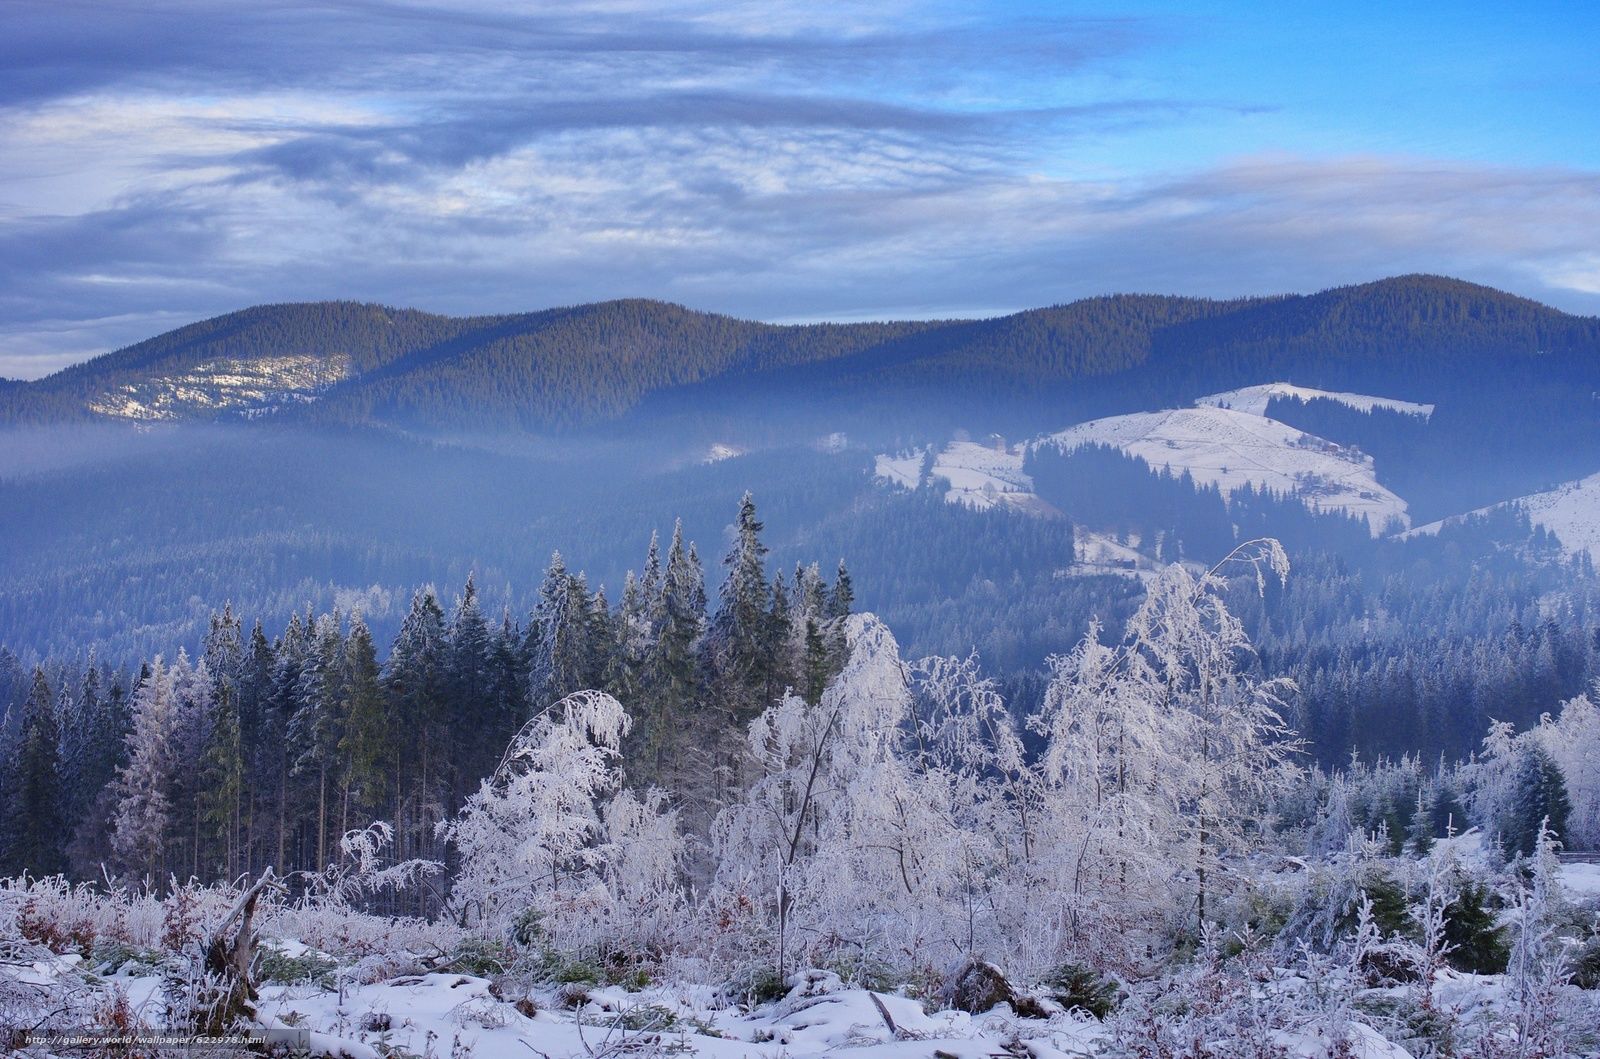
[442,689,682,951]
[111,658,181,879]
[1531,692,1600,849]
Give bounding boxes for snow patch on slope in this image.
[1198,382,1433,419]
[875,441,1057,516]
[1040,406,1409,534]
[89,354,351,420]
[1408,471,1600,560]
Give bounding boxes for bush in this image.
[256,945,339,989]
[90,942,166,976]
[446,938,512,978]
[1040,961,1122,1019]
[1570,932,1600,990]
[1442,877,1508,974]
[720,965,788,1008]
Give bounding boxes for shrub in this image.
[256,945,339,989]
[1040,961,1122,1019]
[1442,877,1508,974]
[446,938,512,978]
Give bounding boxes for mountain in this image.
[5,274,1594,434]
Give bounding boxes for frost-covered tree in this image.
[1030,540,1298,950]
[112,658,181,879]
[442,689,681,950]
[708,492,773,722]
[713,615,1018,978]
[1471,719,1573,860]
[1531,692,1600,849]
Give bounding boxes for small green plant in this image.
[446,938,512,978]
[511,907,545,948]
[612,1004,679,1032]
[256,946,339,989]
[827,954,898,992]
[90,942,166,976]
[1568,931,1600,990]
[1442,876,1508,974]
[1040,961,1121,1019]
[721,966,788,1007]
[553,958,603,985]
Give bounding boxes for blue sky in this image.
[3,0,1598,377]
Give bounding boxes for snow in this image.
[1558,859,1600,897]
[1062,528,1164,581]
[1198,382,1433,420]
[930,440,1047,514]
[873,442,1058,516]
[1039,406,1410,533]
[1406,470,1600,560]
[88,354,351,420]
[873,450,923,489]
[704,443,744,463]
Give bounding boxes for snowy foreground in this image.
[5,941,1545,1059]
[3,853,1598,1059]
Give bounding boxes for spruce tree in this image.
[341,617,389,822]
[5,668,66,876]
[709,493,773,720]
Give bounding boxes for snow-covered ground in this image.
[1197,382,1433,419]
[1062,528,1165,581]
[873,449,924,490]
[88,354,351,420]
[874,442,1057,516]
[1560,859,1600,898]
[1039,406,1409,534]
[14,954,1433,1059]
[1407,470,1600,560]
[873,383,1423,541]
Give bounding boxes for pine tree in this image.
[341,616,389,823]
[448,574,494,787]
[709,493,773,721]
[828,559,854,619]
[4,668,66,876]
[643,521,707,790]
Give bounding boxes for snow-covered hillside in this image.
[875,440,1057,516]
[874,384,1423,539]
[1198,382,1434,419]
[1039,406,1410,533]
[88,354,351,420]
[1409,470,1600,560]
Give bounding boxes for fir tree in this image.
[5,668,66,876]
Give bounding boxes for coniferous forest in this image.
[4,278,1600,1057]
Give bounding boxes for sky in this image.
[3,0,1599,378]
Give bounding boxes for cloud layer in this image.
[2,0,1597,378]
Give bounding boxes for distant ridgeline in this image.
[4,275,1597,435]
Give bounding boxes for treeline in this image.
[1231,542,1600,765]
[0,496,854,896]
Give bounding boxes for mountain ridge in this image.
[3,274,1595,431]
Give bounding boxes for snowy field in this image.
[1407,471,1600,560]
[1197,383,1434,420]
[874,442,1057,515]
[874,384,1423,542]
[1038,406,1409,533]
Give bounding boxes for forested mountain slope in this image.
[5,274,1594,433]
